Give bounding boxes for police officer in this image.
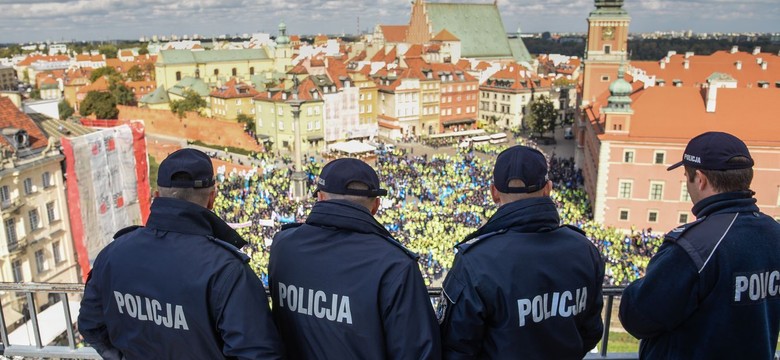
[438,145,605,359]
[619,132,780,359]
[78,148,283,360]
[269,158,441,359]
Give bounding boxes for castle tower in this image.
[581,0,630,106]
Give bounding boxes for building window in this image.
[42,172,52,188]
[0,185,9,204]
[619,209,629,221]
[678,213,689,224]
[650,182,664,201]
[24,178,33,194]
[35,249,47,273]
[654,151,666,165]
[601,75,610,82]
[176,71,181,81]
[681,182,691,202]
[53,241,63,263]
[604,45,611,54]
[623,150,635,163]
[214,69,219,76]
[232,68,237,76]
[46,201,57,223]
[618,180,632,198]
[5,218,17,247]
[29,209,40,231]
[278,121,284,130]
[250,67,255,75]
[12,260,22,282]
[648,211,659,223]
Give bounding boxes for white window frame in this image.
[648,210,659,223]
[649,181,665,201]
[681,182,691,202]
[618,180,633,199]
[619,209,630,221]
[678,212,689,224]
[654,150,666,165]
[623,149,635,163]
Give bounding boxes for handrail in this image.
[0,283,776,360]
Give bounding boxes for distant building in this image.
[0,66,17,91]
[253,77,326,152]
[0,97,80,329]
[210,78,259,120]
[576,0,780,231]
[154,49,276,92]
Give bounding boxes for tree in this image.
[526,95,557,138]
[237,113,255,130]
[169,90,206,118]
[109,77,136,106]
[58,99,75,120]
[98,44,118,59]
[89,67,120,82]
[29,87,41,100]
[139,44,149,56]
[80,91,119,119]
[127,65,144,81]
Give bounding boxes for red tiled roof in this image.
[17,54,69,66]
[631,50,780,89]
[432,29,459,42]
[253,77,323,102]
[349,50,367,63]
[210,78,260,99]
[0,97,48,151]
[481,64,550,91]
[370,48,386,62]
[77,76,110,95]
[380,25,408,43]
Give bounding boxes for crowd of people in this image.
[210,146,664,287]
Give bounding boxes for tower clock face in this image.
[602,26,615,40]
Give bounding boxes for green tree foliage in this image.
[526,95,557,138]
[89,67,120,82]
[80,91,119,119]
[58,99,75,120]
[139,44,149,56]
[109,77,136,106]
[98,44,118,59]
[236,113,256,130]
[169,90,206,118]
[29,87,41,100]
[126,65,144,81]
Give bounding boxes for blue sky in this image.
[0,0,777,44]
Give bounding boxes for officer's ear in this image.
[206,188,216,210]
[490,184,501,205]
[370,197,380,215]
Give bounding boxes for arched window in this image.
[214,69,219,76]
[232,68,237,76]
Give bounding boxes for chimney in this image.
[761,62,768,70]
[757,57,763,64]
[730,45,739,54]
[683,60,689,69]
[660,60,666,69]
[736,61,742,70]
[667,50,677,58]
[706,85,718,113]
[685,51,694,59]
[753,46,761,55]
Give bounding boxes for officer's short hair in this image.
[158,172,214,205]
[685,156,753,193]
[321,182,377,211]
[498,179,545,203]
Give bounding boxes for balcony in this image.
[0,198,22,214]
[0,283,776,359]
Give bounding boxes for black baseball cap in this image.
[667,132,754,171]
[316,158,387,197]
[157,148,215,188]
[493,145,549,193]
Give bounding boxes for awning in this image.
[307,135,324,141]
[8,299,80,346]
[327,140,376,154]
[443,118,476,126]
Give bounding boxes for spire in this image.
[607,64,632,111]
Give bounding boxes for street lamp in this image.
[287,79,307,201]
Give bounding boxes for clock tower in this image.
[581,0,630,106]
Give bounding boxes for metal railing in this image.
[0,283,775,359]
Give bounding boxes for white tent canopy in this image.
[328,140,376,154]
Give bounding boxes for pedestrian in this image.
[619,132,780,359]
[438,145,605,359]
[78,148,283,360]
[269,158,441,359]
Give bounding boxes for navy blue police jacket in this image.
[619,191,780,359]
[78,197,284,360]
[269,199,441,360]
[439,196,605,359]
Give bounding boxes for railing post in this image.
[25,292,43,349]
[61,293,77,349]
[0,293,9,347]
[601,294,614,357]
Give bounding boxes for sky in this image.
[0,0,778,44]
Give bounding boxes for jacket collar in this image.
[306,200,392,238]
[146,197,247,248]
[465,196,560,241]
[692,190,758,218]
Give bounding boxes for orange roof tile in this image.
[370,48,386,62]
[632,50,780,89]
[0,97,48,151]
[379,25,408,43]
[17,54,69,66]
[432,29,459,42]
[210,78,260,99]
[405,44,423,59]
[77,76,110,95]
